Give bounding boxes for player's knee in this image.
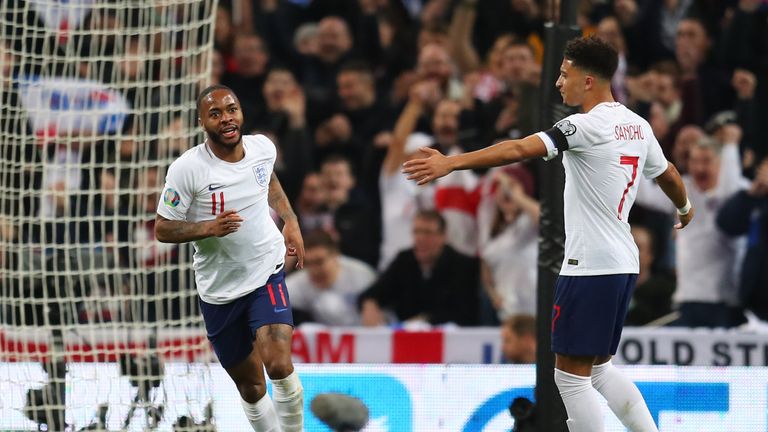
[264,358,294,380]
[237,381,267,404]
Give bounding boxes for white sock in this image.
[554,368,604,432]
[591,361,658,432]
[271,371,304,432]
[241,392,281,432]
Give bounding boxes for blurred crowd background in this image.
[2,0,767,345]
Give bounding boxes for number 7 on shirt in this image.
[617,156,639,220]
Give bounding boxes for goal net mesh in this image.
[1,0,219,429]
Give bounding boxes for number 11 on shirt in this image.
[211,191,225,215]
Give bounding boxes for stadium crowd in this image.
[2,0,767,331]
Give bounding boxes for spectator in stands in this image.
[430,98,482,256]
[314,62,395,187]
[612,0,670,70]
[38,138,81,244]
[320,155,380,267]
[128,165,183,322]
[649,62,685,152]
[255,67,313,203]
[286,230,377,326]
[674,17,733,126]
[415,21,450,54]
[470,0,544,60]
[500,314,537,364]
[478,165,539,322]
[213,5,235,71]
[670,124,705,175]
[728,69,759,174]
[293,23,319,57]
[719,2,766,165]
[449,2,515,98]
[414,43,463,101]
[300,16,354,110]
[359,210,480,327]
[377,81,441,270]
[717,157,768,323]
[596,16,629,104]
[1,40,40,246]
[156,113,191,158]
[365,4,419,93]
[295,172,334,236]
[636,126,749,328]
[458,33,516,104]
[471,40,541,147]
[624,225,675,326]
[391,36,456,106]
[222,33,270,121]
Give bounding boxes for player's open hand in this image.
[402,147,453,185]
[675,206,694,230]
[282,219,305,269]
[208,209,243,237]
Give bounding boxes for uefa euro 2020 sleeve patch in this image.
[163,188,181,207]
[555,119,577,136]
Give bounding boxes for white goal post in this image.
[1,0,218,430]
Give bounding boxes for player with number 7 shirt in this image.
[403,36,693,432]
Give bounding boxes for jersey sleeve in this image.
[536,113,593,160]
[642,135,669,179]
[157,158,195,221]
[254,134,278,171]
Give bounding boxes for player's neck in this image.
[206,140,245,163]
[581,87,615,113]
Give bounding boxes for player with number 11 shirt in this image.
[155,85,305,432]
[403,36,693,432]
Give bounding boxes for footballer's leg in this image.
[257,323,304,432]
[199,292,281,431]
[247,270,304,431]
[591,355,658,432]
[589,274,658,432]
[555,353,605,432]
[225,346,281,431]
[551,275,606,431]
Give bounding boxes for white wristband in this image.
[677,198,691,216]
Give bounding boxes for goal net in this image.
[1,0,219,430]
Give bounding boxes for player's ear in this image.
[197,117,202,127]
[584,75,594,91]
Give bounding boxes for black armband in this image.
[543,127,569,152]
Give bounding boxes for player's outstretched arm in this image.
[654,161,694,229]
[269,173,305,269]
[402,134,548,185]
[155,211,243,243]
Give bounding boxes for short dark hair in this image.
[563,35,618,81]
[196,84,236,115]
[303,229,339,253]
[415,209,446,234]
[503,314,536,337]
[320,153,356,177]
[339,60,373,76]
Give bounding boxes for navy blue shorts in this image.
[198,270,294,369]
[551,274,637,356]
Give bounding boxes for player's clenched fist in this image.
[207,209,243,237]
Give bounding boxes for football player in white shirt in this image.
[155,85,305,432]
[404,36,693,432]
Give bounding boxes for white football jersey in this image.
[536,102,668,276]
[157,135,286,304]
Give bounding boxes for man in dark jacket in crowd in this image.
[359,210,480,326]
[717,157,768,321]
